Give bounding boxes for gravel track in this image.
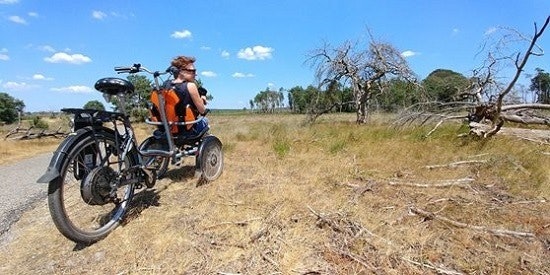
[0,153,51,236]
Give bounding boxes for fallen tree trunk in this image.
[469,122,550,143]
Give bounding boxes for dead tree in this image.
[308,31,415,124]
[396,16,550,141]
[468,16,550,138]
[4,125,67,140]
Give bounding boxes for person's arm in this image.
[187,82,207,114]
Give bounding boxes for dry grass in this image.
[0,118,64,165]
[0,139,60,165]
[0,113,549,274]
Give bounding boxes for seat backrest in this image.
[149,89,197,134]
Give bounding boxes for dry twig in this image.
[388,177,474,188]
[409,206,535,238]
[426,160,488,169]
[402,257,464,275]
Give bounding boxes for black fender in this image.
[195,135,222,170]
[36,127,116,183]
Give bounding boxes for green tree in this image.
[530,68,550,104]
[288,84,354,114]
[196,79,214,102]
[31,116,49,129]
[376,79,423,112]
[83,100,105,111]
[422,69,470,103]
[106,75,153,121]
[127,74,153,114]
[252,88,284,113]
[0,93,25,124]
[288,86,317,113]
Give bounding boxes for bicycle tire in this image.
[47,129,137,244]
[197,135,223,182]
[139,136,170,179]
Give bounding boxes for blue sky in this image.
[1,0,549,112]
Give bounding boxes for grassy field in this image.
[0,112,549,274]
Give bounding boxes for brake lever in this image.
[130,63,141,73]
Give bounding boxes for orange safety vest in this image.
[149,83,197,134]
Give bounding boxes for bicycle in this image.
[37,64,223,244]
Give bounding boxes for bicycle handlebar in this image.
[114,63,169,77]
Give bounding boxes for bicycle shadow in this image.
[163,165,197,182]
[72,165,201,251]
[123,165,197,223]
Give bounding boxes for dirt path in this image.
[0,153,51,236]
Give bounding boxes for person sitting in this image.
[150,56,209,139]
[167,55,209,137]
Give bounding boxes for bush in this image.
[32,116,49,129]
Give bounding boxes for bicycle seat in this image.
[94,77,135,95]
[175,121,209,141]
[152,120,210,146]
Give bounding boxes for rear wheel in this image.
[197,136,223,182]
[47,130,136,244]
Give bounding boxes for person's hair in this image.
[171,55,196,70]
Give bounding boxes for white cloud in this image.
[51,85,93,93]
[0,0,19,4]
[8,15,27,25]
[221,50,230,58]
[2,81,36,91]
[44,52,92,64]
[401,50,418,58]
[237,45,273,60]
[38,45,55,52]
[0,48,8,61]
[232,72,255,78]
[200,46,211,50]
[28,12,38,17]
[92,10,107,20]
[171,29,192,39]
[33,74,53,81]
[201,71,217,77]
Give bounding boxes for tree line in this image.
[248,68,550,115]
[1,66,547,124]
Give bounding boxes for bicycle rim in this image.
[48,131,135,243]
[199,140,223,181]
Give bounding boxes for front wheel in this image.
[139,136,170,179]
[47,129,137,244]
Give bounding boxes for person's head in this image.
[171,55,197,81]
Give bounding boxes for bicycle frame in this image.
[113,64,207,166]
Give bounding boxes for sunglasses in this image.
[183,68,196,73]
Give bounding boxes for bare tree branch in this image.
[397,17,550,140]
[308,29,416,124]
[485,16,550,137]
